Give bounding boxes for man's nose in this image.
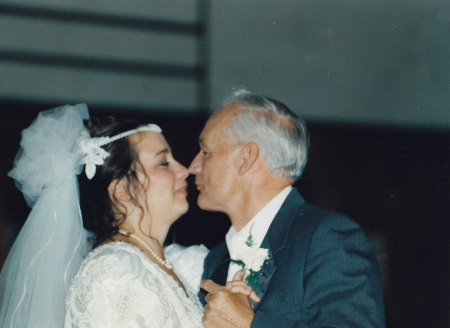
[188,153,201,175]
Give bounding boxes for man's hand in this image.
[201,271,256,328]
[225,270,260,303]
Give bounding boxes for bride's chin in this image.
[171,203,189,223]
[179,203,190,217]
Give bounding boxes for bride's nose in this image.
[176,162,189,180]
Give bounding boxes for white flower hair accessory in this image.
[79,123,162,179]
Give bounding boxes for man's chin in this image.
[196,198,208,210]
[196,196,216,212]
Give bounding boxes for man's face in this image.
[188,103,242,214]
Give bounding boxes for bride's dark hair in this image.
[78,117,145,247]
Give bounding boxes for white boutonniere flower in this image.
[230,225,271,292]
[234,245,269,272]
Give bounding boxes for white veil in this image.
[0,104,92,327]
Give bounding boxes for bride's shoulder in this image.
[165,243,209,257]
[165,244,209,294]
[76,241,146,276]
[165,244,209,269]
[84,240,138,259]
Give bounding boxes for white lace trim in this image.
[65,242,204,328]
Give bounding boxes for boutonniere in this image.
[230,226,271,293]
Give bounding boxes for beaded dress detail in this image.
[65,242,207,328]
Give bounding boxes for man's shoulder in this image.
[284,194,361,235]
[283,188,354,221]
[298,201,356,224]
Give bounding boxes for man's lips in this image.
[177,185,188,194]
[194,179,203,190]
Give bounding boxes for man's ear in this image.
[107,178,130,202]
[238,142,260,176]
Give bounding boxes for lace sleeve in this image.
[65,247,167,328]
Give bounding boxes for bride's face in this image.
[130,131,189,225]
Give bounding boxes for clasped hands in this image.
[201,270,260,328]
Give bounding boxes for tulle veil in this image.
[0,104,92,327]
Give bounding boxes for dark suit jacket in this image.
[200,188,385,327]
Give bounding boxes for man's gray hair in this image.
[222,88,309,180]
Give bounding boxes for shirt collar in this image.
[226,185,292,256]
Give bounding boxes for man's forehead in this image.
[198,103,242,144]
[216,102,243,117]
[198,122,218,145]
[206,104,241,130]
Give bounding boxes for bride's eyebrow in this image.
[154,148,170,158]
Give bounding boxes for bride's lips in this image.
[177,185,188,195]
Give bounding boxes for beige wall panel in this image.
[209,0,450,128]
[0,63,198,111]
[0,16,197,64]
[0,0,198,21]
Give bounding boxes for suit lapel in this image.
[251,248,276,310]
[263,188,304,254]
[253,189,304,310]
[199,244,230,305]
[210,251,230,286]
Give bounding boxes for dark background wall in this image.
[0,1,448,326]
[1,101,448,328]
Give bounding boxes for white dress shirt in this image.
[225,186,292,281]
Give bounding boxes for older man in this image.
[189,89,385,328]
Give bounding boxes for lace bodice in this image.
[65,242,207,328]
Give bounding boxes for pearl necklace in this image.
[118,230,173,270]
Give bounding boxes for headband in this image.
[79,123,162,179]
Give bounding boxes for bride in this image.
[0,104,256,328]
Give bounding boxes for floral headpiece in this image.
[79,123,162,179]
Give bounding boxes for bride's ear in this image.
[107,178,131,203]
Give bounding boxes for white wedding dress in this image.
[65,242,208,328]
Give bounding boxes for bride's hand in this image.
[225,270,260,303]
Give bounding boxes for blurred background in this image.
[0,1,448,327]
